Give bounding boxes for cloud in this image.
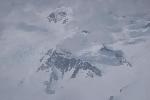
[16,22,48,32]
[0,0,150,100]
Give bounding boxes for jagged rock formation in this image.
[143,22,150,29]
[99,45,132,67]
[37,44,132,94]
[47,7,73,24]
[109,96,114,100]
[79,45,132,67]
[37,49,102,94]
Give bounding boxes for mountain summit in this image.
[37,48,102,94]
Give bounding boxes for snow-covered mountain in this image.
[37,48,101,94]
[0,0,150,100]
[47,7,73,24]
[36,42,132,94]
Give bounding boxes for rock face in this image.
[99,45,131,66]
[79,45,132,67]
[37,49,102,94]
[47,7,73,24]
[37,45,131,94]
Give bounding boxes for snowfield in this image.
[0,0,150,100]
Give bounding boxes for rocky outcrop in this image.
[37,49,101,94]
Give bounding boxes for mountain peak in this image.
[47,7,73,24]
[37,48,101,94]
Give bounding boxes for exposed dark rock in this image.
[143,23,150,29]
[109,96,114,100]
[99,45,132,67]
[37,49,101,94]
[47,7,71,24]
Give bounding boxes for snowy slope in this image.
[0,0,150,100]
